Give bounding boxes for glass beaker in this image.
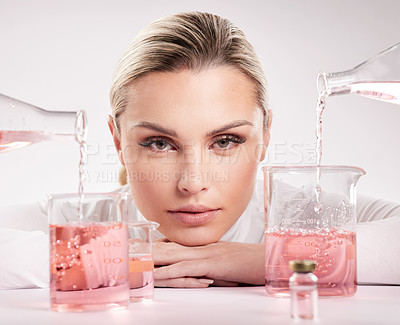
[0,93,87,153]
[48,192,130,312]
[128,220,159,302]
[263,165,365,297]
[317,42,400,104]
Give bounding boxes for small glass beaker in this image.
[127,220,159,302]
[48,193,130,312]
[263,165,365,297]
[0,93,87,153]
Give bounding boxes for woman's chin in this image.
[165,228,222,246]
[178,238,218,247]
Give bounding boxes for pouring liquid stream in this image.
[77,140,86,221]
[314,91,327,213]
[314,79,400,213]
[75,111,87,222]
[0,102,88,221]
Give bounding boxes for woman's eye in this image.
[211,135,246,150]
[154,139,169,150]
[139,137,176,152]
[215,138,231,148]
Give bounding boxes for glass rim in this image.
[128,220,160,229]
[262,165,366,175]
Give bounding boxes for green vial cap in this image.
[289,260,317,273]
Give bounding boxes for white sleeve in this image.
[0,228,49,289]
[357,194,400,222]
[0,202,49,289]
[357,216,400,284]
[0,201,48,233]
[356,195,400,284]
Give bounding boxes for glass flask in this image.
[0,93,87,153]
[263,165,365,297]
[289,260,318,320]
[317,42,400,104]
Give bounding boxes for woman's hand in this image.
[153,241,265,288]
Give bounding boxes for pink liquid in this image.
[129,255,154,301]
[349,81,400,105]
[265,228,357,297]
[0,130,74,153]
[50,223,129,311]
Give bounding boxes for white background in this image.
[1,0,399,206]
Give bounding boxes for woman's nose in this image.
[177,147,211,194]
[177,169,209,194]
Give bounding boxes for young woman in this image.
[107,11,400,288]
[1,11,399,289]
[107,11,271,287]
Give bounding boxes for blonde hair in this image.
[110,11,269,133]
[119,166,128,185]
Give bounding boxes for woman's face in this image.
[110,67,270,246]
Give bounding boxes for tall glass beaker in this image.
[263,165,365,297]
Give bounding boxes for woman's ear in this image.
[260,110,273,162]
[107,115,125,166]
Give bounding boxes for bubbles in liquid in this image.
[314,203,323,213]
[265,227,357,297]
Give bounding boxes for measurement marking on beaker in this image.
[104,257,124,264]
[103,240,123,247]
[304,242,317,247]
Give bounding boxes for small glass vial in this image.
[289,260,318,320]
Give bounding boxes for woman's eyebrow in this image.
[206,120,253,137]
[129,121,177,137]
[129,120,252,137]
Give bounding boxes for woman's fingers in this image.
[155,277,213,288]
[153,241,212,265]
[155,260,211,280]
[154,263,239,287]
[153,242,265,286]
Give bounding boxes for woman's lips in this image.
[167,205,221,226]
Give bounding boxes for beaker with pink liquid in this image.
[128,220,159,302]
[48,192,130,312]
[263,165,365,297]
